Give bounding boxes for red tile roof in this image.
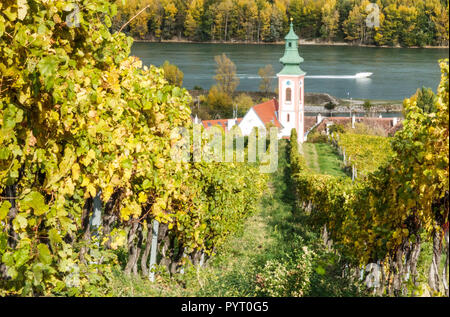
[311,117,403,135]
[201,118,242,130]
[304,116,317,132]
[252,98,282,128]
[388,122,403,136]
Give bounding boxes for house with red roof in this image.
[200,118,243,131]
[235,98,282,135]
[199,21,307,142]
[199,98,283,136]
[197,21,403,141]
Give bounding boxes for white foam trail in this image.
[307,72,373,79]
[238,72,373,79]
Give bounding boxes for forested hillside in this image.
[112,0,449,47]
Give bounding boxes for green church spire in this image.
[278,20,306,76]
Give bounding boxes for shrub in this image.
[351,122,387,137]
[363,99,373,113]
[206,86,233,118]
[255,246,314,297]
[162,61,184,87]
[308,133,329,143]
[329,124,346,134]
[324,101,336,111]
[234,93,254,117]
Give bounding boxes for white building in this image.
[201,21,306,143]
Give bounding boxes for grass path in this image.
[109,144,294,296]
[301,143,321,173]
[189,140,302,296]
[108,141,362,297]
[302,143,347,178]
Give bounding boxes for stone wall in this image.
[305,116,403,136]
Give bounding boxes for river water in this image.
[131,42,448,101]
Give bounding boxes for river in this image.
[131,42,448,101]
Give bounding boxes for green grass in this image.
[302,143,348,178]
[301,143,320,173]
[314,143,348,177]
[106,140,365,297]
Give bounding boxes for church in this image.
[199,21,307,143]
[197,23,402,142]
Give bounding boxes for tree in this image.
[325,101,336,115]
[184,0,204,40]
[267,0,288,42]
[321,0,340,41]
[258,64,275,95]
[413,87,438,114]
[214,53,239,95]
[162,60,184,86]
[257,0,272,42]
[206,85,234,118]
[363,99,373,115]
[114,0,153,39]
[432,0,450,46]
[111,0,448,48]
[343,0,374,44]
[290,0,322,39]
[234,93,255,117]
[161,0,179,39]
[211,0,233,41]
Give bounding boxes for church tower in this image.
[277,21,306,142]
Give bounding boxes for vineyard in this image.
[290,59,449,296]
[0,0,449,298]
[330,133,393,177]
[0,0,265,296]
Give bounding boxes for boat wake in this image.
[307,72,373,79]
[238,72,373,79]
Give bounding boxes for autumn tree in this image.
[258,64,275,95]
[162,61,184,86]
[114,0,153,39]
[267,0,288,42]
[321,0,340,42]
[214,53,240,95]
[184,0,204,40]
[206,85,234,118]
[256,0,272,42]
[432,0,450,46]
[211,0,233,41]
[342,0,378,44]
[290,0,322,39]
[234,93,255,116]
[112,0,449,47]
[413,87,438,114]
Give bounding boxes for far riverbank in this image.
[189,90,403,117]
[134,38,449,50]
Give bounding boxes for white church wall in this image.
[238,108,266,136]
[280,79,295,112]
[227,118,237,131]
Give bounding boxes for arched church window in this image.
[288,42,292,48]
[287,114,290,122]
[286,88,292,102]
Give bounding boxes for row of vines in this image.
[329,132,393,178]
[0,0,265,296]
[289,59,449,296]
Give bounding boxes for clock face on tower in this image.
[286,80,291,86]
